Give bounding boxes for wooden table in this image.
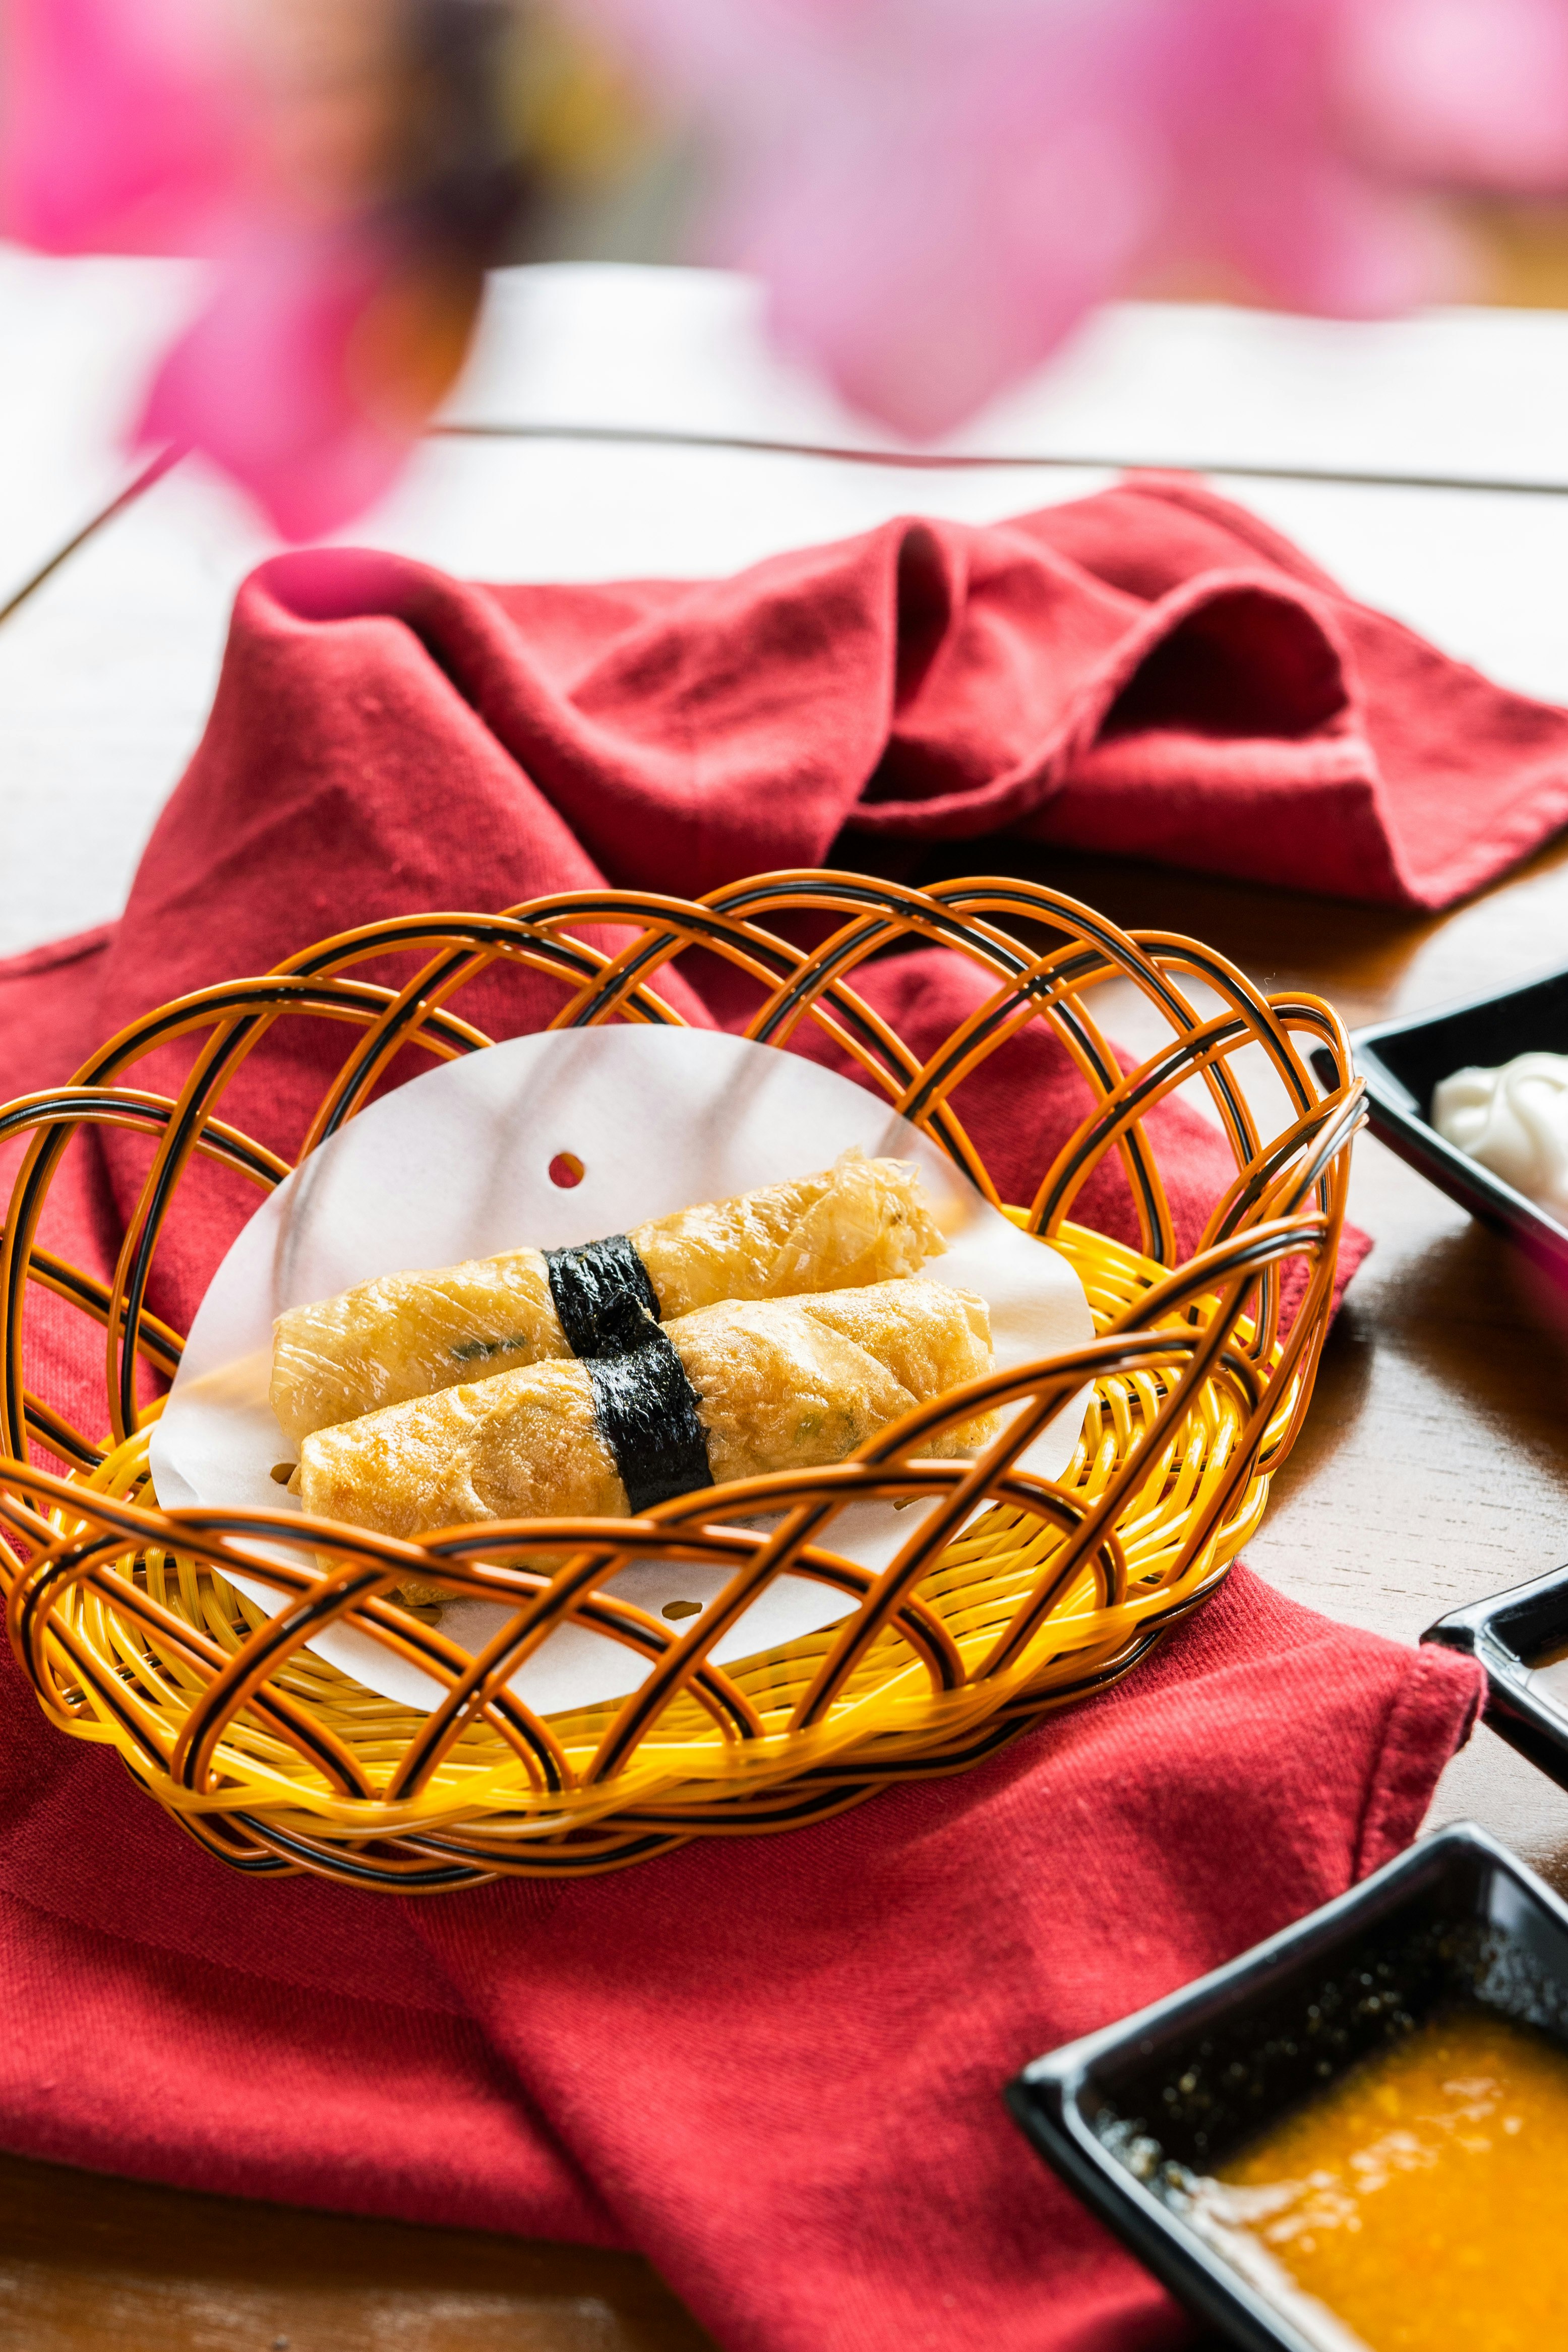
[8,828,1568,2347]
[1049,831,1568,1903]
[9,256,1568,2350]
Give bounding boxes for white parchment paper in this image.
[151,1029,1094,1714]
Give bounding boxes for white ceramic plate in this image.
[150,1029,1094,1713]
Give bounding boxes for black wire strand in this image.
[431,417,1568,498]
[9,411,1568,638]
[0,443,185,630]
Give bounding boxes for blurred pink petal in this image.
[577,0,1161,433]
[0,0,242,253]
[1340,0,1568,191]
[136,226,434,541]
[5,0,506,538]
[574,0,1509,436]
[1151,0,1448,319]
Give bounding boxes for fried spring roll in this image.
[271,1149,944,1445]
[296,1278,997,1598]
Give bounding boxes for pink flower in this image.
[575,0,1568,438]
[11,0,1568,516]
[0,0,520,537]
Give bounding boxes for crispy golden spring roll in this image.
[270,1149,944,1445]
[297,1278,998,1600]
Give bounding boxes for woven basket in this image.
[0,871,1360,1889]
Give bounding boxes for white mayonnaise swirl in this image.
[1431,1051,1568,1219]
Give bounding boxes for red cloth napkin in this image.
[117,468,1568,927]
[0,491,1487,2352]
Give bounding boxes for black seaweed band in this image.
[588,1333,713,1513]
[544,1233,661,1359]
[545,1232,710,1508]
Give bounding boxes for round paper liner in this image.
[150,1029,1096,1715]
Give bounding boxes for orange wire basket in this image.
[0,871,1361,1890]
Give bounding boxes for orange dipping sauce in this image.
[1182,2006,1568,2349]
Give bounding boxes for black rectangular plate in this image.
[1337,961,1568,1280]
[1424,1564,1568,1792]
[1005,1824,1568,2352]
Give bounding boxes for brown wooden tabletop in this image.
[9,834,1568,2348]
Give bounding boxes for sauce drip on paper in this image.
[1201,2006,1568,2350]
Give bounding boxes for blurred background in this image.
[13,0,1568,955]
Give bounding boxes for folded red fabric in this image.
[0,491,1486,2352]
[115,470,1568,928]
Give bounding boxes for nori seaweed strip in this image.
[588,1331,712,1512]
[545,1233,661,1358]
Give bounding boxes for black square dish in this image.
[1424,1564,1568,1793]
[1341,962,1568,1278]
[1005,1824,1568,2352]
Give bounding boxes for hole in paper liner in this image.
[549,1152,585,1188]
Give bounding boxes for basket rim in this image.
[0,869,1362,1886]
